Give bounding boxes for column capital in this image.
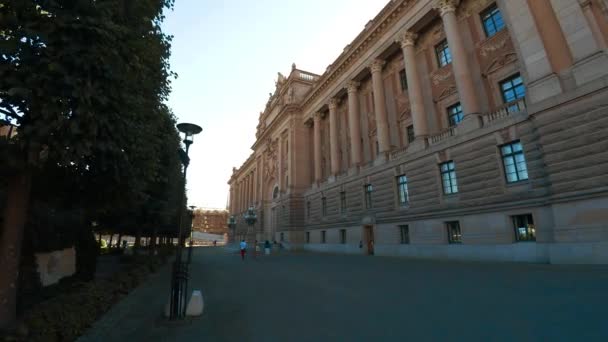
[346,80,361,94]
[396,30,418,49]
[328,98,339,111]
[370,59,386,74]
[313,111,323,121]
[434,0,460,16]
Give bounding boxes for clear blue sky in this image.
[163,0,388,209]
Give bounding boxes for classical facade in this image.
[192,209,229,236]
[228,0,608,264]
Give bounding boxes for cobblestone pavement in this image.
[79,247,608,341]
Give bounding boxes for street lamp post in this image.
[243,206,257,244]
[169,122,202,320]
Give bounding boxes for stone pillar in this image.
[369,59,391,154]
[436,0,481,130]
[346,81,362,167]
[313,112,322,183]
[253,168,257,205]
[278,137,284,191]
[396,30,429,150]
[579,0,608,49]
[526,0,574,74]
[328,98,340,176]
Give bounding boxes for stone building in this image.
[227,0,608,264]
[192,209,229,236]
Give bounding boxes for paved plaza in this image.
[79,247,608,341]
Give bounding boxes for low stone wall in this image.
[35,247,76,286]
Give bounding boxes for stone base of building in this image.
[298,242,608,264]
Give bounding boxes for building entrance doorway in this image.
[364,225,374,255]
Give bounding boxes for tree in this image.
[0,0,177,328]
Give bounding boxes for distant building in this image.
[192,209,229,235]
[228,0,608,264]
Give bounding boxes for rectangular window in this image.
[440,161,458,195]
[340,191,346,214]
[446,221,462,244]
[321,230,326,244]
[512,214,536,242]
[481,4,505,38]
[364,184,373,209]
[447,103,463,127]
[435,40,452,67]
[399,69,408,91]
[500,74,526,111]
[340,229,346,244]
[307,200,311,219]
[322,197,327,216]
[500,141,529,183]
[306,232,310,243]
[396,175,409,207]
[280,232,284,242]
[399,225,410,244]
[407,125,415,143]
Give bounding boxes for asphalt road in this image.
[79,247,608,341]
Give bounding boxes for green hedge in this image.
[11,250,172,342]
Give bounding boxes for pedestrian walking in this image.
[264,240,271,255]
[239,239,247,260]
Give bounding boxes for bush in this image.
[14,254,170,342]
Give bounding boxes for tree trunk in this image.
[117,234,122,248]
[134,228,142,254]
[149,228,157,255]
[108,234,114,248]
[0,171,33,329]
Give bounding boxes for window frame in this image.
[406,125,415,143]
[364,184,373,209]
[399,69,408,91]
[446,221,462,244]
[399,225,410,244]
[321,230,326,244]
[340,229,347,244]
[340,191,346,214]
[500,73,526,108]
[321,196,327,216]
[447,103,463,127]
[440,161,459,195]
[435,39,452,68]
[396,174,409,207]
[500,140,529,183]
[512,214,536,242]
[480,3,505,38]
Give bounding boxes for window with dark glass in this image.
[512,214,535,242]
[340,191,346,214]
[399,225,410,244]
[407,125,415,143]
[399,69,408,91]
[321,230,326,243]
[500,141,528,183]
[322,197,327,216]
[481,4,505,38]
[447,103,463,126]
[446,221,462,244]
[435,40,452,67]
[340,229,346,244]
[306,232,310,243]
[397,175,409,207]
[500,74,526,111]
[440,161,458,195]
[364,184,373,209]
[280,232,284,242]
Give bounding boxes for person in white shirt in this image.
[239,240,247,260]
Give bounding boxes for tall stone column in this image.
[370,59,391,154]
[435,0,481,129]
[346,81,362,166]
[313,112,322,183]
[328,98,340,176]
[396,30,429,149]
[579,0,608,49]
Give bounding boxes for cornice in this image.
[300,0,414,114]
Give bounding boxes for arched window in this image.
[273,186,279,199]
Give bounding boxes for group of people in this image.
[239,239,278,260]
